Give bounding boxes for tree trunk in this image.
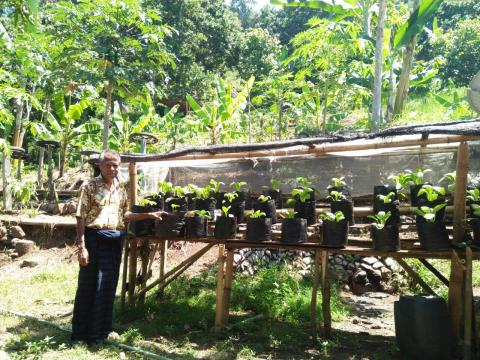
[393,0,419,117]
[12,99,24,147]
[316,90,321,129]
[277,99,283,140]
[102,79,114,150]
[371,0,387,131]
[386,59,397,123]
[18,92,34,150]
[322,82,329,134]
[59,135,68,178]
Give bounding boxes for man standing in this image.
[71,150,166,344]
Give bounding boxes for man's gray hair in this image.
[99,150,121,163]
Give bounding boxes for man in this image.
[71,150,166,345]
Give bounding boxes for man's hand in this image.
[78,247,89,267]
[150,210,169,221]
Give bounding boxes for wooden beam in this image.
[138,239,150,304]
[214,244,226,332]
[396,258,436,296]
[321,250,331,339]
[418,259,449,286]
[127,238,138,305]
[450,141,469,345]
[464,246,473,360]
[128,162,137,207]
[311,250,321,343]
[222,249,234,326]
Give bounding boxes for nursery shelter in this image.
[119,119,480,354]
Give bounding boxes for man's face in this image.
[99,155,120,181]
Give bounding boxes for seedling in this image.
[248,210,266,219]
[172,186,185,197]
[231,181,247,192]
[257,195,271,203]
[439,172,456,192]
[296,177,312,187]
[185,184,199,194]
[467,188,480,202]
[281,210,297,219]
[170,203,180,211]
[139,198,157,207]
[210,179,224,193]
[388,173,410,191]
[320,211,345,222]
[291,187,313,202]
[368,211,392,230]
[470,204,480,217]
[414,203,447,223]
[158,181,174,195]
[404,168,431,185]
[376,192,396,204]
[330,177,346,188]
[271,179,280,191]
[194,209,212,220]
[221,206,233,218]
[223,191,238,204]
[417,185,445,202]
[327,190,347,202]
[195,185,213,199]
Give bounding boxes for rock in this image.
[303,256,312,265]
[0,236,8,245]
[10,225,26,239]
[371,324,382,329]
[352,318,359,324]
[372,261,383,269]
[20,257,42,268]
[234,254,242,263]
[363,257,377,265]
[10,252,19,259]
[10,238,21,247]
[0,226,7,238]
[360,263,373,272]
[369,269,382,282]
[384,258,396,269]
[15,239,36,256]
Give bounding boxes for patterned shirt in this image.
[76,176,129,230]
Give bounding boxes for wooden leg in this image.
[321,250,331,339]
[139,239,150,304]
[449,249,465,348]
[311,250,321,343]
[464,246,473,360]
[158,240,168,297]
[120,236,130,311]
[214,244,226,332]
[127,238,138,305]
[222,249,234,326]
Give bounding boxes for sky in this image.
[253,0,270,9]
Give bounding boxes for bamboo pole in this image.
[135,242,216,299]
[464,246,473,360]
[158,240,167,297]
[120,238,129,310]
[129,162,137,207]
[37,147,44,189]
[214,244,226,332]
[321,250,331,338]
[121,134,480,163]
[128,238,138,305]
[139,239,150,304]
[221,250,234,326]
[311,250,321,343]
[449,142,469,346]
[396,258,436,295]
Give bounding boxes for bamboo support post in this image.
[464,246,473,360]
[127,238,138,305]
[146,243,159,278]
[158,240,168,297]
[139,239,150,304]
[129,163,137,207]
[221,249,234,326]
[37,147,44,189]
[135,242,216,299]
[396,258,436,295]
[120,238,129,310]
[214,244,226,332]
[311,250,321,343]
[449,141,469,346]
[321,250,331,338]
[418,259,449,286]
[2,154,11,211]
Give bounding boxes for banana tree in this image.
[153,105,195,151]
[186,76,254,145]
[50,93,101,177]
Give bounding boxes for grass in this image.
[0,260,354,359]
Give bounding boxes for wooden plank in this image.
[396,258,436,296]
[450,141,469,345]
[127,238,138,305]
[311,250,321,343]
[464,246,473,360]
[418,259,449,286]
[321,250,331,339]
[222,249,234,326]
[214,244,226,332]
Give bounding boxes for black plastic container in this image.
[281,218,307,244]
[254,199,277,224]
[394,295,452,360]
[146,195,164,210]
[415,218,450,250]
[130,204,158,236]
[194,198,217,220]
[213,191,226,209]
[214,216,237,238]
[331,199,354,225]
[294,187,316,202]
[371,225,400,251]
[246,217,272,242]
[262,189,283,209]
[185,215,208,238]
[410,184,428,207]
[186,193,196,210]
[373,185,399,225]
[155,212,185,238]
[417,197,446,221]
[471,218,480,246]
[328,185,351,200]
[166,196,188,212]
[229,200,245,223]
[294,200,317,225]
[322,219,348,248]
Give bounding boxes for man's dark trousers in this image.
[71,228,124,343]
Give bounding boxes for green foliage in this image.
[327,190,346,202]
[414,203,447,222]
[470,204,480,217]
[257,194,271,203]
[223,191,238,203]
[467,188,480,202]
[291,187,312,202]
[195,185,213,199]
[439,171,456,192]
[405,168,432,185]
[330,177,346,187]
[221,205,232,217]
[158,181,174,195]
[295,177,312,187]
[270,179,280,190]
[11,179,36,209]
[377,192,396,204]
[231,181,247,192]
[119,327,143,345]
[209,179,224,193]
[138,198,157,207]
[194,210,212,219]
[368,211,391,230]
[249,210,266,219]
[280,210,297,219]
[320,211,345,222]
[417,184,445,201]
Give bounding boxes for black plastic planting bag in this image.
[281,218,307,244]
